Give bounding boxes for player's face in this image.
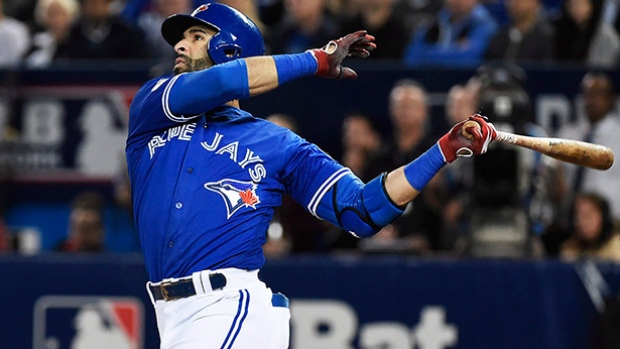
[173,25,216,75]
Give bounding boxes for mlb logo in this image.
[33,296,143,349]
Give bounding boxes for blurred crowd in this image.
[0,0,619,265]
[0,0,619,69]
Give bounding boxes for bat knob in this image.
[461,120,481,140]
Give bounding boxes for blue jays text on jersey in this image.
[127,74,356,282]
[127,59,403,282]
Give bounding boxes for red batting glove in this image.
[309,30,376,80]
[438,113,497,163]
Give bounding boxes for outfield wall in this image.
[1,255,619,349]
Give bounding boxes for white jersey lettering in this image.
[202,132,267,180]
[201,132,223,151]
[148,123,196,158]
[249,164,267,181]
[216,141,239,162]
[239,149,263,169]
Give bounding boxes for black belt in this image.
[150,273,227,301]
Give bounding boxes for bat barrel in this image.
[496,131,614,171]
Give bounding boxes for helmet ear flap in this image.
[222,46,243,59]
[207,32,244,63]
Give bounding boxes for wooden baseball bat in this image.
[462,120,614,170]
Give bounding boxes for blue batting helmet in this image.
[161,3,265,64]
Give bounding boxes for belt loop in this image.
[200,270,214,293]
[192,271,206,296]
[145,281,157,305]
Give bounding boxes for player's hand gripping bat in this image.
[462,120,614,170]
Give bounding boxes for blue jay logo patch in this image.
[204,179,261,219]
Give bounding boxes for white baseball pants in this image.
[147,268,290,349]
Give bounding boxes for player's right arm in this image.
[383,115,496,206]
[286,115,496,238]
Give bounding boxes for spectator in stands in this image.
[120,0,206,23]
[220,0,267,34]
[267,0,340,54]
[56,191,106,252]
[485,0,556,64]
[25,0,79,68]
[124,0,266,35]
[135,0,191,75]
[55,0,146,61]
[263,113,331,256]
[0,0,31,68]
[340,112,382,180]
[339,0,410,59]
[553,0,620,68]
[605,0,620,37]
[397,0,443,33]
[446,82,480,124]
[403,0,498,67]
[256,0,286,29]
[557,72,620,225]
[362,79,443,254]
[137,0,191,59]
[560,192,620,262]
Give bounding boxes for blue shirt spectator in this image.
[267,0,340,54]
[403,0,498,67]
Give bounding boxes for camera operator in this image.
[465,63,559,257]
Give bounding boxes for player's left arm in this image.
[245,30,375,95]
[167,31,376,115]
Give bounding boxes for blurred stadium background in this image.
[2,0,620,347]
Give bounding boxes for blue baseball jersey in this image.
[127,75,350,282]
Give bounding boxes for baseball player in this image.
[126,3,497,349]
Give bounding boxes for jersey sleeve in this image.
[127,76,185,148]
[127,60,250,149]
[281,133,404,236]
[280,136,350,219]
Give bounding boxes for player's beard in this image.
[173,55,212,75]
